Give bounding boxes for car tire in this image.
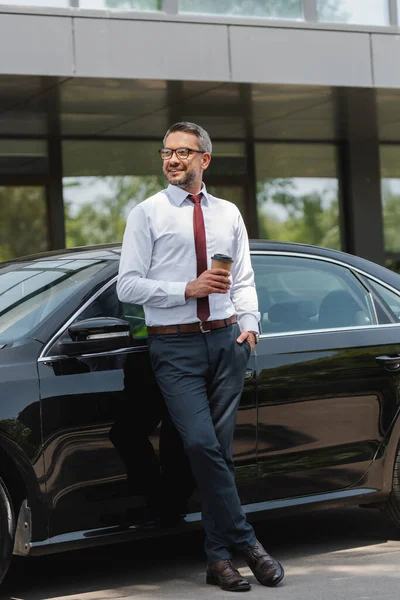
[381,443,400,528]
[0,477,15,586]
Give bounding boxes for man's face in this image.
[162,131,211,192]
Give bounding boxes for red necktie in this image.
[188,193,210,322]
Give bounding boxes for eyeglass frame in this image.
[158,147,206,160]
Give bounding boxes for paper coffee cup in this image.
[211,254,233,272]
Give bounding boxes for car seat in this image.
[265,299,318,332]
[318,289,369,329]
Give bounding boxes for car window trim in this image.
[38,276,119,360]
[358,273,400,324]
[253,250,400,338]
[38,251,400,354]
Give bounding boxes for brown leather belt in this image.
[147,315,237,335]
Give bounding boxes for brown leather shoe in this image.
[206,559,251,592]
[243,540,284,587]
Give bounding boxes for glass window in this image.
[179,0,303,20]
[0,187,48,262]
[317,0,389,26]
[5,0,161,8]
[79,0,161,10]
[364,277,400,324]
[1,0,69,6]
[255,143,340,249]
[252,254,375,335]
[205,142,247,216]
[63,140,247,248]
[75,281,147,339]
[380,145,400,258]
[206,142,246,178]
[62,140,164,248]
[0,258,112,344]
[0,140,47,175]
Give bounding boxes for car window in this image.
[0,258,113,344]
[252,254,376,335]
[76,281,147,340]
[363,277,400,324]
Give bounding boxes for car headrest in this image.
[268,300,318,324]
[318,289,367,328]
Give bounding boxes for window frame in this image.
[252,251,393,337]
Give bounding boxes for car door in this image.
[252,251,400,501]
[38,278,258,538]
[38,277,178,537]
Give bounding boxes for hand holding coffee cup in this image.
[186,254,233,298]
[211,254,233,272]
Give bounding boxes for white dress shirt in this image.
[117,183,260,332]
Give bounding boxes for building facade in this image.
[1,0,400,269]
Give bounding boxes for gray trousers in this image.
[148,322,257,563]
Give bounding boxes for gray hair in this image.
[163,121,212,154]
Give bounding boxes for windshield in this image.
[0,257,114,344]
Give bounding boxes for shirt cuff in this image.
[166,281,188,307]
[238,316,260,333]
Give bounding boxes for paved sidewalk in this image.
[2,507,400,600]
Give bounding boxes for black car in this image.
[2,240,400,585]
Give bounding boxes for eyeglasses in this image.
[158,147,205,160]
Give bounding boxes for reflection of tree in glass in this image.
[382,180,400,255]
[105,0,160,9]
[103,0,348,20]
[257,178,340,250]
[317,0,350,22]
[0,187,47,261]
[122,302,147,338]
[180,0,302,18]
[180,0,346,20]
[64,175,164,247]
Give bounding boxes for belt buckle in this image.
[199,321,211,334]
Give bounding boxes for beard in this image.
[165,168,197,189]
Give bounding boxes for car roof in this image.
[2,240,400,288]
[250,240,400,286]
[0,243,122,264]
[0,240,357,262]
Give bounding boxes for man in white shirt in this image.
[117,122,284,592]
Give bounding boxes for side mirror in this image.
[57,317,132,356]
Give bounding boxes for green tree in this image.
[0,187,48,261]
[257,178,295,239]
[257,178,340,249]
[382,180,400,253]
[64,175,164,247]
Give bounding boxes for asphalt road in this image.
[1,506,400,600]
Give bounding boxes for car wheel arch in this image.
[0,439,47,543]
[381,436,400,529]
[0,475,15,586]
[378,412,400,497]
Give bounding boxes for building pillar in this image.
[45,79,65,250]
[239,84,259,239]
[338,88,385,265]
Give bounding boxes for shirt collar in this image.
[166,183,209,207]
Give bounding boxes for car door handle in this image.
[376,355,400,371]
[245,369,254,381]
